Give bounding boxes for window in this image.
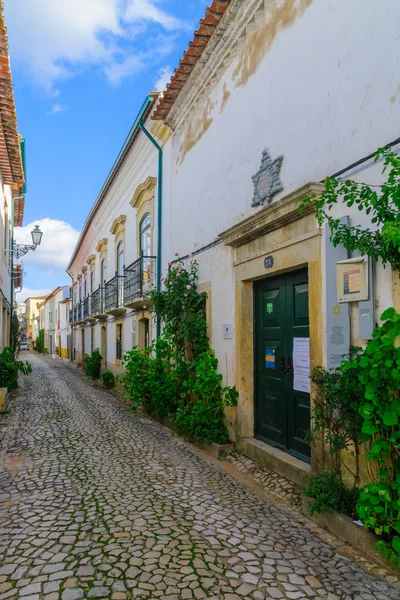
[90,270,94,294]
[139,318,150,349]
[116,323,122,360]
[84,275,87,298]
[140,213,151,256]
[101,258,106,308]
[117,241,124,306]
[117,240,124,275]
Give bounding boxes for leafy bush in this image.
[303,471,359,518]
[84,348,102,379]
[299,148,400,269]
[309,361,363,479]
[0,346,32,391]
[175,349,238,444]
[101,370,115,389]
[123,259,238,443]
[310,308,400,567]
[35,329,45,353]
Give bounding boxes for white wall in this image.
[163,0,400,375]
[167,0,400,255]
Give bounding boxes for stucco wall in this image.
[162,0,400,441]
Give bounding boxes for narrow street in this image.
[0,354,398,600]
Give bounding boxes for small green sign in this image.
[267,303,273,314]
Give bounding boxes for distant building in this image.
[37,287,71,357]
[15,303,26,341]
[25,296,48,347]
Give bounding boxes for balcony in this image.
[124,256,156,309]
[105,276,126,316]
[76,301,83,323]
[83,296,96,322]
[91,288,107,319]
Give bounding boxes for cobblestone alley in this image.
[0,354,399,600]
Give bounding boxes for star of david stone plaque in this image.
[251,149,284,207]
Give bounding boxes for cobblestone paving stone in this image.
[0,354,399,600]
[225,454,301,509]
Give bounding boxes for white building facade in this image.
[67,94,168,374]
[152,0,400,473]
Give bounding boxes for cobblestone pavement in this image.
[0,354,399,600]
[225,454,301,509]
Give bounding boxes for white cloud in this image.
[15,219,80,270]
[124,0,187,31]
[154,64,172,91]
[15,287,52,303]
[5,0,189,88]
[51,104,67,114]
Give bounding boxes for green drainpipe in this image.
[139,111,163,339]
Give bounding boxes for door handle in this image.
[280,356,286,374]
[286,356,292,375]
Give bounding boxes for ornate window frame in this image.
[130,177,156,257]
[110,215,126,273]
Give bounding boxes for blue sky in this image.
[5,0,205,301]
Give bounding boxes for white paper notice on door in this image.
[293,337,310,394]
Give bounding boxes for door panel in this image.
[255,269,311,462]
[255,276,287,449]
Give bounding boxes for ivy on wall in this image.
[123,259,238,445]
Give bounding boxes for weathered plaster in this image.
[232,0,313,88]
[177,99,215,166]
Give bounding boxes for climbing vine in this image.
[309,309,400,568]
[123,259,238,444]
[299,148,400,270]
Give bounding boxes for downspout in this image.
[139,113,163,339]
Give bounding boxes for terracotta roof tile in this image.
[0,5,24,189]
[152,1,231,122]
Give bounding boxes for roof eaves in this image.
[0,5,24,186]
[152,1,232,122]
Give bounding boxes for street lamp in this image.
[14,224,43,259]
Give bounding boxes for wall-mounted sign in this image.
[337,256,369,303]
[264,256,274,270]
[222,324,233,339]
[265,349,275,369]
[293,337,310,394]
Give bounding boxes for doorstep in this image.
[236,437,311,487]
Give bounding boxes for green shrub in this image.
[122,259,238,443]
[101,370,115,389]
[303,471,359,518]
[0,346,32,391]
[84,348,102,379]
[36,329,45,353]
[309,308,400,568]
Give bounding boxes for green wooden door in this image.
[254,269,311,462]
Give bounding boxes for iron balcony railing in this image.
[72,305,77,324]
[76,301,82,322]
[124,256,156,304]
[92,287,105,316]
[83,296,90,319]
[105,275,125,312]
